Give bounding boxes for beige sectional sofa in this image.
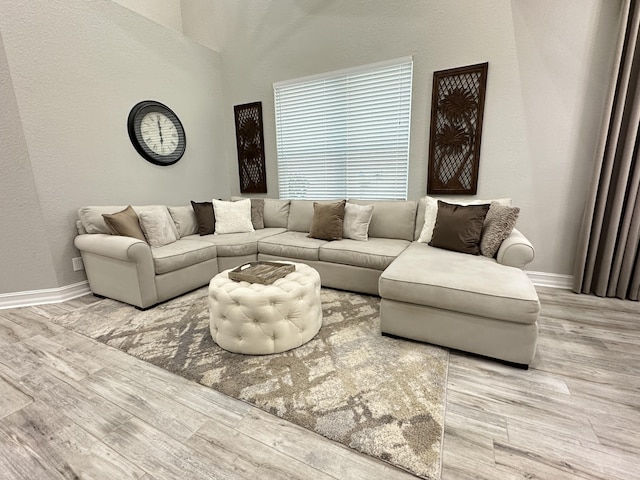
[75,197,540,367]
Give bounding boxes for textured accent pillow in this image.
[250,198,265,229]
[480,202,520,257]
[102,206,147,242]
[212,199,254,234]
[429,201,490,255]
[308,200,346,241]
[138,208,178,248]
[191,201,215,235]
[342,202,374,241]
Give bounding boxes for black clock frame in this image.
[127,100,186,166]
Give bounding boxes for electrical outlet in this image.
[72,257,84,271]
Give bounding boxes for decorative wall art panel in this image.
[428,63,488,195]
[234,102,267,193]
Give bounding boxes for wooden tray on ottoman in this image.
[228,261,295,285]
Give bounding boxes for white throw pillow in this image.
[343,202,374,241]
[418,196,511,244]
[418,196,439,243]
[138,207,178,247]
[212,199,254,234]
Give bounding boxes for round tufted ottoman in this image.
[208,262,322,354]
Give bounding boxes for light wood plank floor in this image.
[0,287,638,479]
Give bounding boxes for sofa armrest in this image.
[75,234,151,262]
[74,234,157,308]
[496,228,535,269]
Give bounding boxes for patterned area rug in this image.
[52,287,448,479]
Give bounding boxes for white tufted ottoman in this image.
[208,262,322,354]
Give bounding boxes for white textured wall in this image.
[214,0,621,275]
[111,0,183,33]
[0,32,59,293]
[181,0,223,52]
[0,0,228,292]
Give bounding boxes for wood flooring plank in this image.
[102,417,244,480]
[2,401,146,480]
[0,421,66,480]
[17,364,133,440]
[83,367,210,443]
[440,424,522,480]
[0,375,32,421]
[445,376,601,444]
[0,317,37,344]
[503,419,640,480]
[189,418,337,480]
[0,307,67,337]
[22,334,104,375]
[7,339,97,382]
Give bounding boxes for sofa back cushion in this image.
[287,200,343,232]
[78,205,179,237]
[348,199,417,241]
[79,206,127,234]
[264,199,291,228]
[168,206,198,237]
[231,197,291,229]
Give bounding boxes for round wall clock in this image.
[127,100,186,166]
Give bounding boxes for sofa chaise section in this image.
[379,237,540,366]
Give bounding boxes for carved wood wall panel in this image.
[427,63,488,195]
[234,102,267,193]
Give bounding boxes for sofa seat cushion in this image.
[319,238,410,270]
[151,239,217,275]
[186,228,286,257]
[258,231,328,261]
[379,242,540,324]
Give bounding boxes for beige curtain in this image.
[574,0,640,300]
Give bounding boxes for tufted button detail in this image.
[238,335,242,341]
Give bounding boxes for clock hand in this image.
[157,117,163,144]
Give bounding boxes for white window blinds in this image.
[274,57,413,200]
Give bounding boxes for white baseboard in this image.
[527,271,573,290]
[0,281,92,310]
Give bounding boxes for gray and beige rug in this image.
[52,287,449,479]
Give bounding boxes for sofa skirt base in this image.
[258,254,382,296]
[155,259,219,306]
[380,298,538,366]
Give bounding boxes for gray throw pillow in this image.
[250,199,265,230]
[429,201,489,255]
[308,200,346,241]
[480,201,520,257]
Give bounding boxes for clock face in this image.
[127,101,186,166]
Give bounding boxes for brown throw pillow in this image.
[191,201,215,235]
[429,201,489,255]
[308,200,347,240]
[102,205,146,242]
[480,201,520,257]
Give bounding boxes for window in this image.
[274,57,413,200]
